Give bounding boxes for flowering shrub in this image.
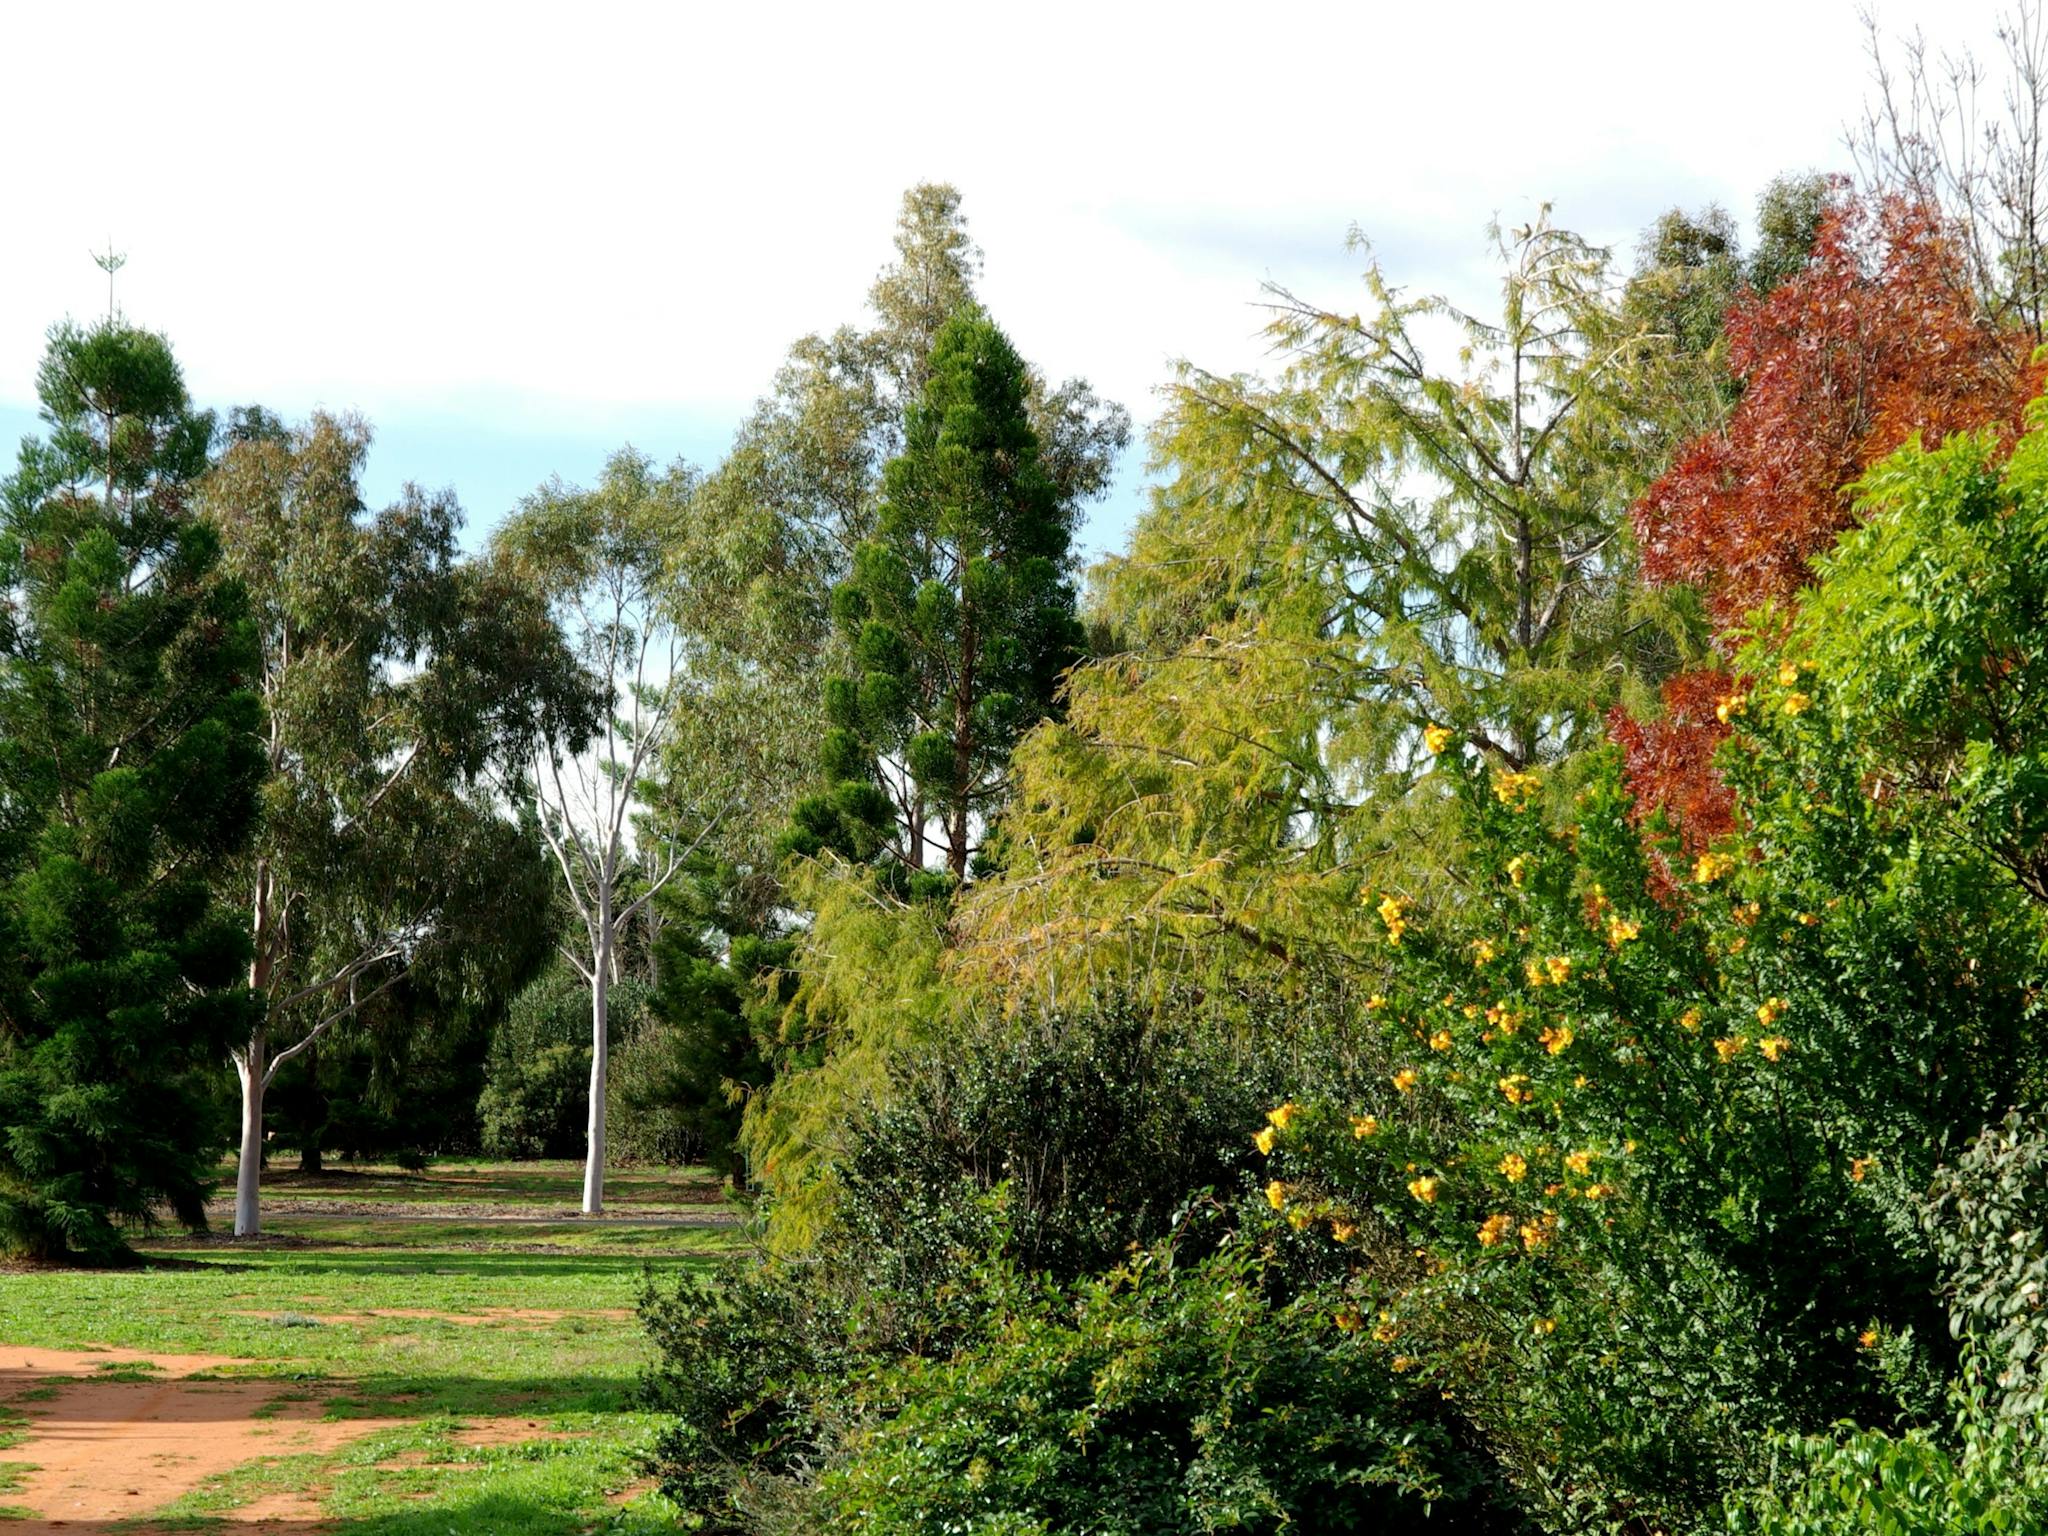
[1253,698,2045,1529]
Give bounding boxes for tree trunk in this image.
[582,933,610,1215]
[234,1031,266,1237]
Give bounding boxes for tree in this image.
[494,448,722,1215]
[788,311,1082,883]
[1615,189,2041,852]
[0,319,264,1259]
[958,211,1705,995]
[676,184,1128,906]
[200,411,591,1236]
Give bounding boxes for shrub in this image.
[638,992,1409,1530]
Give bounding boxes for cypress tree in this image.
[0,319,263,1260]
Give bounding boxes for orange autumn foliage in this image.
[1614,189,2043,851]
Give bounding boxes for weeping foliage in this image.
[959,212,1709,999]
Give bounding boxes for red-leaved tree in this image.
[1614,188,2041,851]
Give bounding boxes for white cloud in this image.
[0,0,2006,547]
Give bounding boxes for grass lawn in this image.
[0,1159,737,1533]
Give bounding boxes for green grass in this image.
[0,1160,728,1532]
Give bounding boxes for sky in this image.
[0,0,2014,560]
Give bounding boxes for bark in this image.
[234,1030,265,1238]
[582,940,610,1215]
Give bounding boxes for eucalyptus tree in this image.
[0,319,263,1259]
[202,412,595,1236]
[494,448,724,1215]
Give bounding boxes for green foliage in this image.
[0,318,264,1259]
[643,928,790,1178]
[814,1230,1514,1536]
[643,995,1377,1528]
[1245,405,2048,1527]
[1784,414,2048,902]
[789,309,1090,882]
[958,209,1713,1001]
[478,966,653,1161]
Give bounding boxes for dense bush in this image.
[1251,410,2048,1530]
[639,993,1455,1531]
[815,1224,1519,1536]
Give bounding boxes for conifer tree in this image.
[785,311,1081,883]
[0,319,264,1260]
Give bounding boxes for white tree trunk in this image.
[582,932,610,1215]
[234,1034,265,1237]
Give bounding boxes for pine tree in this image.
[786,310,1081,883]
[0,319,264,1260]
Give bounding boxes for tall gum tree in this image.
[203,412,595,1236]
[494,448,720,1215]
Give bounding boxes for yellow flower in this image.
[1373,1311,1399,1343]
[1499,1152,1529,1183]
[1756,996,1789,1027]
[1797,911,1820,926]
[1782,691,1812,716]
[1545,955,1574,986]
[1498,1074,1534,1106]
[1471,938,1499,965]
[1391,1354,1416,1372]
[1778,661,1801,687]
[1850,1155,1876,1183]
[1713,1035,1749,1063]
[1532,1316,1557,1336]
[1694,851,1737,883]
[1606,915,1640,949]
[1572,1074,1589,1090]
[1424,723,1455,754]
[1333,1306,1363,1332]
[1564,1148,1596,1176]
[1714,691,1747,724]
[1408,1175,1439,1204]
[1267,1102,1300,1130]
[1266,1180,1288,1211]
[1507,854,1528,887]
[1489,1006,1522,1036]
[1582,1183,1615,1201]
[1493,770,1543,809]
[1392,1069,1419,1095]
[1377,894,1405,926]
[1477,1213,1516,1247]
[1519,1214,1554,1251]
[1367,994,1387,1011]
[1352,1114,1380,1139]
[1525,958,1547,988]
[1540,1023,1574,1056]
[1330,1218,1358,1243]
[1758,1036,1791,1062]
[1287,1205,1313,1229]
[1253,1126,1278,1156]
[1858,1328,1879,1350]
[1679,1006,1702,1033]
[1428,1029,1454,1053]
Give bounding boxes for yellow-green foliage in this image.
[739,859,957,1248]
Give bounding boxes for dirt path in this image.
[0,1343,612,1529]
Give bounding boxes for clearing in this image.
[0,1158,734,1533]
